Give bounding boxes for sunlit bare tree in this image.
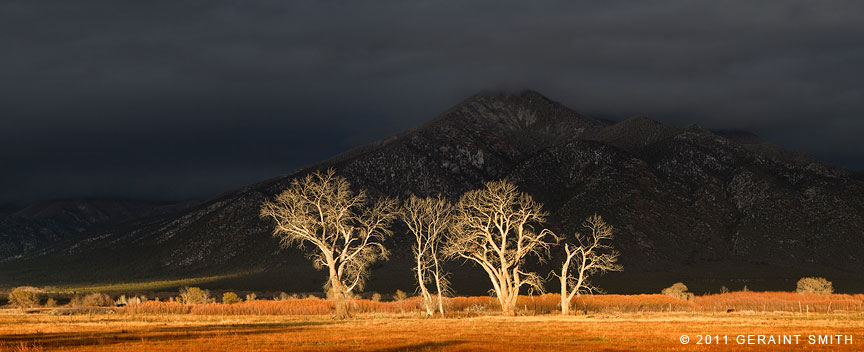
[400,194,452,316]
[260,169,397,318]
[445,180,558,315]
[557,213,622,315]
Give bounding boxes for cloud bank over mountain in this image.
[2,1,862,204]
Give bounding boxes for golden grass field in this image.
[2,312,863,351]
[2,292,863,351]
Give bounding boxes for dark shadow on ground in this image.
[370,340,466,352]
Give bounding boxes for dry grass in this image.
[70,292,864,316]
[3,292,864,350]
[1,312,863,351]
[120,297,427,316]
[694,292,864,313]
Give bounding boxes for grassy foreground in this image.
[1,312,862,351]
[2,292,863,351]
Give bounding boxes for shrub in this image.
[45,298,57,308]
[115,295,142,306]
[245,293,257,302]
[9,287,40,309]
[662,282,694,301]
[797,277,833,294]
[222,292,242,304]
[70,293,113,307]
[84,293,114,307]
[393,290,408,302]
[371,293,382,302]
[179,287,211,304]
[277,292,292,301]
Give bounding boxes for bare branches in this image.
[259,169,396,318]
[262,171,625,318]
[445,180,558,314]
[558,213,622,315]
[400,194,452,316]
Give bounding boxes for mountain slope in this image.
[0,199,169,262]
[3,90,863,294]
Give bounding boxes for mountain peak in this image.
[428,89,599,134]
[458,89,559,112]
[469,89,549,101]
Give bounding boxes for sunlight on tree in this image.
[260,169,397,318]
[445,180,558,315]
[400,194,452,316]
[557,214,622,315]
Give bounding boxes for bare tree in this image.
[557,214,622,315]
[260,169,397,318]
[446,180,558,315]
[400,194,452,316]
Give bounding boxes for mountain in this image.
[0,204,19,215]
[0,199,172,262]
[2,90,863,295]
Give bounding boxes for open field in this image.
[2,292,864,351]
[1,312,863,351]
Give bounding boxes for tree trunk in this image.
[560,245,573,315]
[504,293,518,316]
[499,284,518,316]
[561,280,570,315]
[328,265,349,319]
[416,260,434,316]
[560,260,570,315]
[495,287,511,315]
[433,271,445,315]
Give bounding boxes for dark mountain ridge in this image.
[2,90,862,295]
[0,199,184,262]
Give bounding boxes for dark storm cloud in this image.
[2,1,863,204]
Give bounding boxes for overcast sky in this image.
[1,1,862,205]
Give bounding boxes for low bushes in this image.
[571,294,696,313]
[9,280,861,316]
[70,293,114,307]
[797,277,833,294]
[118,294,703,316]
[662,282,694,301]
[122,297,426,315]
[117,291,864,316]
[9,287,40,309]
[695,291,862,313]
[222,292,242,305]
[125,298,329,315]
[179,287,212,304]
